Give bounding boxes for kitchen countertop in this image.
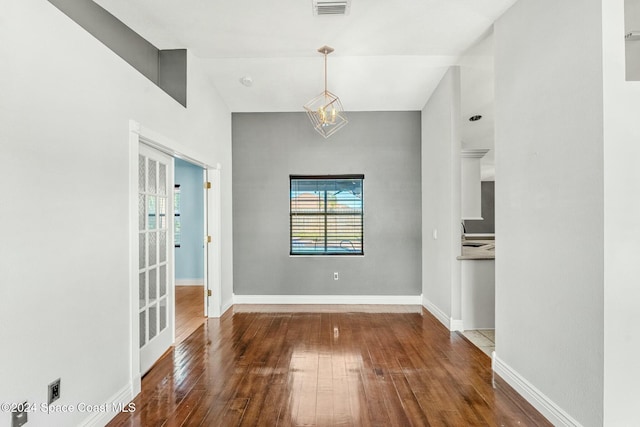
[457,238,495,260]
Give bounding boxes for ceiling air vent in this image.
[312,0,351,16]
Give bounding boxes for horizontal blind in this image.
[290,175,364,255]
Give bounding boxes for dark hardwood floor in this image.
[108,305,551,426]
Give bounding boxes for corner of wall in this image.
[422,296,464,331]
[420,66,462,331]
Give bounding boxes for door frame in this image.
[205,167,223,317]
[128,120,222,394]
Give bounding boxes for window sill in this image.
[289,254,365,258]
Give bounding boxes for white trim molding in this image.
[221,298,234,315]
[205,167,223,318]
[460,148,490,158]
[493,354,583,427]
[422,297,449,326]
[422,297,463,331]
[79,383,134,427]
[449,318,464,331]
[127,121,142,397]
[233,294,422,305]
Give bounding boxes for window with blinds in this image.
[290,175,364,255]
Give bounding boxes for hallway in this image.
[175,286,206,345]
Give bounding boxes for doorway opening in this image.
[174,158,206,344]
[129,121,222,392]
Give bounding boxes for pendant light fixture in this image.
[303,46,348,138]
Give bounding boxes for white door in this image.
[138,144,174,373]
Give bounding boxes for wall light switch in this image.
[333,272,339,280]
[433,229,438,240]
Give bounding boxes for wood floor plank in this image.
[175,285,205,345]
[107,305,553,427]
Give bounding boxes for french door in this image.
[138,144,174,374]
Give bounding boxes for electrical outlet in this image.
[333,272,339,280]
[48,378,61,405]
[11,402,28,427]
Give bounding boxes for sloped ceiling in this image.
[93,0,513,113]
[94,0,505,178]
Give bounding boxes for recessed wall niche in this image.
[626,0,640,80]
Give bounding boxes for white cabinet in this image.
[461,259,495,330]
[461,149,489,220]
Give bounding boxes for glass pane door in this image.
[138,144,174,374]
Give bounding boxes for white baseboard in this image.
[493,354,582,426]
[449,318,464,331]
[422,297,449,326]
[233,294,422,305]
[422,297,463,331]
[221,298,234,315]
[175,279,204,286]
[80,382,134,427]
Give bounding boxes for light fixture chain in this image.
[324,51,328,93]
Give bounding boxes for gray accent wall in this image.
[159,50,188,107]
[232,112,422,296]
[463,181,495,234]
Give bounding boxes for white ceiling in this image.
[459,35,496,179]
[93,0,514,113]
[94,0,507,179]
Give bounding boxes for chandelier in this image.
[303,46,348,138]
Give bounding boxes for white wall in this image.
[494,0,604,424]
[184,52,234,312]
[459,34,496,181]
[0,1,231,426]
[421,67,462,328]
[603,0,640,423]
